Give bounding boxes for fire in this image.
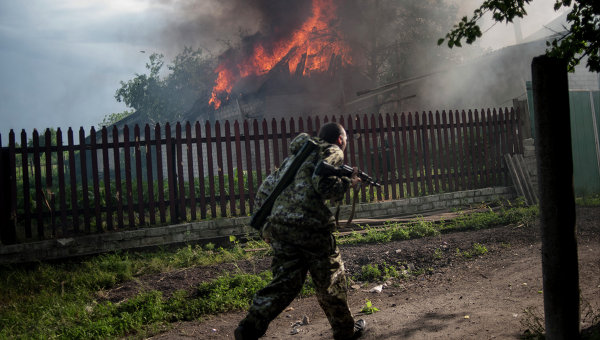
[209,0,352,109]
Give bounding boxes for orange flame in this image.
[209,0,352,109]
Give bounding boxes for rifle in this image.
[314,161,381,187]
[249,139,318,230]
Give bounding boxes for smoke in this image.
[152,0,569,113]
[157,0,313,57]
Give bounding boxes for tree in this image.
[438,0,600,72]
[98,110,134,128]
[113,47,216,124]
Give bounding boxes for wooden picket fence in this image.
[0,109,522,244]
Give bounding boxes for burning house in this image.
[183,0,372,123]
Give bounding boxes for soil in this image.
[108,206,600,340]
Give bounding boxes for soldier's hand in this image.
[351,167,362,188]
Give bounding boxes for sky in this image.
[0,0,566,140]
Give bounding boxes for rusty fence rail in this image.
[0,109,522,244]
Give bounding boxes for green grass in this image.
[0,201,539,339]
[576,194,600,207]
[338,200,538,245]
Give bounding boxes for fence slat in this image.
[492,109,501,186]
[378,114,389,199]
[400,114,410,197]
[447,111,457,191]
[384,114,396,199]
[44,129,57,235]
[355,115,366,202]
[145,125,156,225]
[466,110,476,189]
[407,113,418,195]
[205,121,217,218]
[155,123,166,223]
[165,124,177,222]
[253,120,262,190]
[195,122,206,219]
[280,118,288,159]
[271,119,280,168]
[32,130,44,238]
[225,121,236,216]
[262,119,271,176]
[421,112,433,194]
[185,122,196,221]
[112,126,124,229]
[175,123,186,221]
[101,127,113,231]
[78,128,90,232]
[362,115,374,201]
[21,130,32,237]
[243,120,255,213]
[214,121,227,217]
[369,115,382,200]
[135,125,146,226]
[433,111,443,193]
[483,110,491,187]
[123,126,135,227]
[56,128,68,234]
[7,131,17,243]
[90,128,102,232]
[473,110,483,188]
[67,128,78,233]
[442,110,452,192]
[392,114,404,198]
[234,121,246,216]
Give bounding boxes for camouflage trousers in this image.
[237,233,355,339]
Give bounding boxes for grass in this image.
[0,200,542,339]
[338,199,539,246]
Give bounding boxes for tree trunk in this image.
[531,55,579,339]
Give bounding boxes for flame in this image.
[209,0,352,109]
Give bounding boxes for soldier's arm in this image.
[313,147,350,200]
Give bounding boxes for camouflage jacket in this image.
[254,133,350,244]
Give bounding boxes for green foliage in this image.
[576,194,600,206]
[354,262,399,282]
[192,273,271,315]
[360,299,380,315]
[456,243,488,258]
[439,0,600,72]
[0,241,272,339]
[114,48,215,124]
[339,202,538,246]
[98,110,134,128]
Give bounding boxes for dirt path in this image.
[146,207,599,339]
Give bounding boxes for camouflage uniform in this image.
[237,133,356,340]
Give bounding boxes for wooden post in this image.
[531,55,579,339]
[1,143,17,244]
[513,98,532,140]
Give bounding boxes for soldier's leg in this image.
[236,243,307,339]
[309,245,355,340]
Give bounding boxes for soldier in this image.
[235,122,366,340]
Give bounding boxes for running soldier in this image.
[235,122,366,340]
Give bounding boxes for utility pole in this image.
[531,55,579,339]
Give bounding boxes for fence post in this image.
[1,145,17,244]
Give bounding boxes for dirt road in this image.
[146,206,599,339]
